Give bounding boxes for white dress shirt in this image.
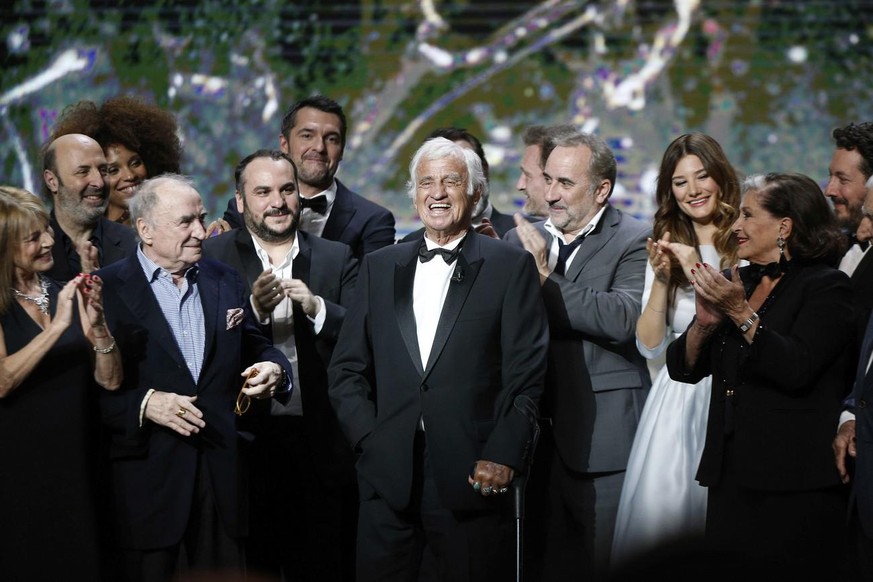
[298,180,338,238]
[251,235,325,415]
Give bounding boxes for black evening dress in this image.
[0,280,103,580]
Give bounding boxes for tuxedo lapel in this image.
[117,257,187,370]
[322,182,355,242]
[424,235,482,377]
[860,312,873,390]
[394,246,424,377]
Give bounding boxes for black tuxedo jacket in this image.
[202,228,359,482]
[850,312,873,538]
[97,254,293,549]
[47,214,137,282]
[668,262,853,490]
[328,232,549,512]
[222,179,395,259]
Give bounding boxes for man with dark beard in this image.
[203,149,359,581]
[218,96,396,258]
[828,122,873,277]
[42,133,136,282]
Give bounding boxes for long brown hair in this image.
[0,187,51,315]
[653,133,740,298]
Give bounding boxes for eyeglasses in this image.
[234,368,258,416]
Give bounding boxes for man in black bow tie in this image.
[219,96,396,258]
[828,122,873,277]
[329,136,548,582]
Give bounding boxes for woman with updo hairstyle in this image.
[51,95,183,225]
[612,132,740,566]
[665,172,852,574]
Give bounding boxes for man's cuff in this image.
[250,295,271,325]
[139,388,156,427]
[308,296,326,333]
[839,410,856,430]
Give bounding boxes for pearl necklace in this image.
[11,275,50,315]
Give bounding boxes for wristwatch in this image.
[738,311,759,333]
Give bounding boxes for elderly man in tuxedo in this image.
[329,137,549,581]
[203,149,359,581]
[97,174,293,582]
[507,130,650,581]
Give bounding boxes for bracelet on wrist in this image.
[93,338,117,354]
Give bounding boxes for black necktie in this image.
[299,194,328,214]
[555,236,585,275]
[418,241,461,264]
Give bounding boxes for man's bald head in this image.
[42,133,108,227]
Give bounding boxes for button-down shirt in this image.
[137,246,205,383]
[251,235,325,415]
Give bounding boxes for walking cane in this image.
[513,420,540,582]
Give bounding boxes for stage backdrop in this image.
[2,0,872,235]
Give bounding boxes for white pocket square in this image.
[226,308,245,330]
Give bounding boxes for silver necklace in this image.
[11,275,50,315]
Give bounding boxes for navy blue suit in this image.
[97,254,292,550]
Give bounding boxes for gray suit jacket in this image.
[506,204,651,473]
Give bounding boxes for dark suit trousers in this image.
[357,431,514,582]
[246,416,355,582]
[540,454,625,582]
[118,455,244,582]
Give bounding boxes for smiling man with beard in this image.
[203,149,360,581]
[42,133,136,282]
[219,96,396,258]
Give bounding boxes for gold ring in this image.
[176,408,187,418]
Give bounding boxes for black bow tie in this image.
[849,232,870,252]
[742,258,788,291]
[418,241,461,264]
[299,194,328,214]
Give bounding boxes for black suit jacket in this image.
[202,228,359,483]
[222,179,395,259]
[849,312,873,538]
[328,232,549,512]
[47,214,137,282]
[97,254,293,549]
[667,262,853,490]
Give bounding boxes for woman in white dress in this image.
[611,133,740,566]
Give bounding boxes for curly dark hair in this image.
[832,122,873,180]
[51,96,182,176]
[745,173,847,267]
[653,132,740,297]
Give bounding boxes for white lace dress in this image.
[610,245,721,566]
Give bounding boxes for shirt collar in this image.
[251,234,299,270]
[136,245,199,283]
[543,205,606,242]
[423,231,467,250]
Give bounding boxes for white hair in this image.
[405,137,487,199]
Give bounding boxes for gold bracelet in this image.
[93,338,117,354]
